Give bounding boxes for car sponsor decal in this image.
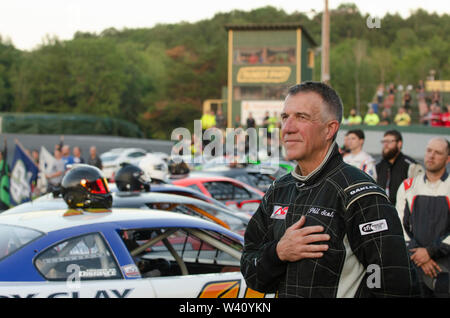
[359,219,388,236]
[197,280,240,298]
[40,252,110,264]
[270,205,288,220]
[243,288,265,298]
[121,264,141,278]
[197,280,266,298]
[0,289,134,298]
[78,268,117,278]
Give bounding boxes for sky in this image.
[0,0,449,51]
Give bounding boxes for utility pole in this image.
[321,0,330,84]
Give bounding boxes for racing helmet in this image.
[115,163,151,192]
[61,164,112,209]
[138,154,169,183]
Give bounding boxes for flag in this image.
[9,141,39,206]
[0,137,10,210]
[37,146,55,194]
[0,158,9,210]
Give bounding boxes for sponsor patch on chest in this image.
[271,205,289,219]
[359,219,388,236]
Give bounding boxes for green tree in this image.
[0,36,21,112]
[3,4,450,138]
[11,40,72,113]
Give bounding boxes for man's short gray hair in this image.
[287,81,344,124]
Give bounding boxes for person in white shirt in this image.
[343,129,377,180]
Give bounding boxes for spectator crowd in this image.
[344,81,450,128]
[0,136,103,202]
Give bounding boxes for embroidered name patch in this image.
[271,205,289,219]
[306,207,335,218]
[359,219,388,236]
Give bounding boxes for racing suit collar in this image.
[423,170,449,183]
[291,141,340,183]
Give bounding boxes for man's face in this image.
[54,150,62,159]
[381,135,401,160]
[62,146,70,156]
[424,139,450,173]
[281,92,330,162]
[346,133,364,152]
[73,147,81,157]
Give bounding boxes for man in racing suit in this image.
[343,129,377,180]
[396,137,450,297]
[241,82,420,298]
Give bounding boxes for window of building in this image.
[234,49,263,64]
[234,47,296,65]
[266,47,296,64]
[265,85,288,100]
[234,86,263,100]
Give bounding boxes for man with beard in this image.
[376,130,423,206]
[395,137,450,297]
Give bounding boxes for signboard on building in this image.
[425,80,450,92]
[237,67,292,84]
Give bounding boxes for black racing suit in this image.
[241,143,420,298]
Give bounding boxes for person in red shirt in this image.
[429,104,444,127]
[441,104,450,127]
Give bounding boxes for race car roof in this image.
[0,208,235,235]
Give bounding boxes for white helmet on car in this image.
[139,154,169,183]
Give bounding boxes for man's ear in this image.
[326,120,340,141]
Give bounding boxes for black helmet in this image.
[115,163,151,192]
[61,164,112,209]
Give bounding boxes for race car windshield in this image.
[100,155,119,163]
[0,224,44,261]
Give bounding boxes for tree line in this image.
[0,3,448,139]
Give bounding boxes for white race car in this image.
[0,208,270,298]
[100,148,148,180]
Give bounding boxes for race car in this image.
[110,182,233,211]
[0,208,269,298]
[189,167,276,193]
[171,176,264,213]
[3,192,250,233]
[100,147,148,180]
